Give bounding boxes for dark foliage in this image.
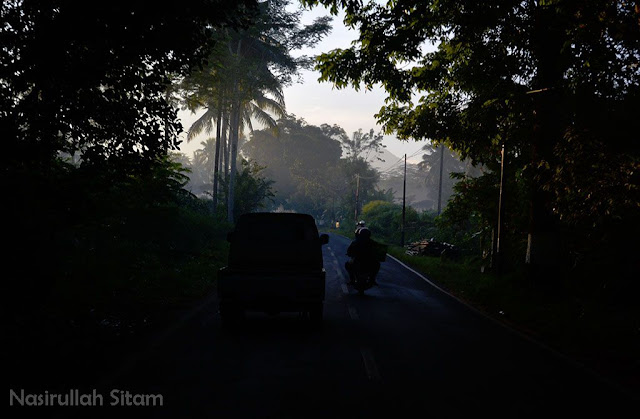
[301,0,639,283]
[2,0,258,168]
[3,0,258,334]
[218,158,276,221]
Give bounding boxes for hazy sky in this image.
[177,4,427,163]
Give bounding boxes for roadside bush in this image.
[9,156,231,327]
[361,200,431,245]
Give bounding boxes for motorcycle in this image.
[351,267,376,296]
[345,257,378,296]
[345,228,385,296]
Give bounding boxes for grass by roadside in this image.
[327,228,639,397]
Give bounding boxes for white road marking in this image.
[341,283,349,294]
[332,260,346,282]
[360,347,382,382]
[326,235,382,384]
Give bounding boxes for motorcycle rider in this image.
[345,227,380,286]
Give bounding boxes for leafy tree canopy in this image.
[301,0,639,155]
[321,124,385,163]
[242,115,343,211]
[2,0,258,168]
[301,0,639,231]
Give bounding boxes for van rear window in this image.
[234,214,318,242]
[228,213,323,270]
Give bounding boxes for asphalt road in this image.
[18,232,637,418]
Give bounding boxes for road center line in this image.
[331,257,346,283]
[360,347,382,382]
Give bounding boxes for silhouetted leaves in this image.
[3,0,257,168]
[302,0,639,272]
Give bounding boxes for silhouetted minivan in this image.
[217,212,329,328]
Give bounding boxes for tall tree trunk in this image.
[222,112,229,205]
[437,145,444,215]
[227,96,241,223]
[212,99,222,213]
[227,38,243,224]
[218,112,226,201]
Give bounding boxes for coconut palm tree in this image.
[177,0,330,221]
[183,64,284,214]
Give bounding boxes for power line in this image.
[378,146,425,174]
[349,145,426,181]
[408,148,425,159]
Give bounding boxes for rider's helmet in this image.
[357,220,366,227]
[358,227,371,239]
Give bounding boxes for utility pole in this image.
[525,2,563,277]
[354,173,360,223]
[401,154,406,246]
[437,145,444,215]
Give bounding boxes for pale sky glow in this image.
[177,4,427,163]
